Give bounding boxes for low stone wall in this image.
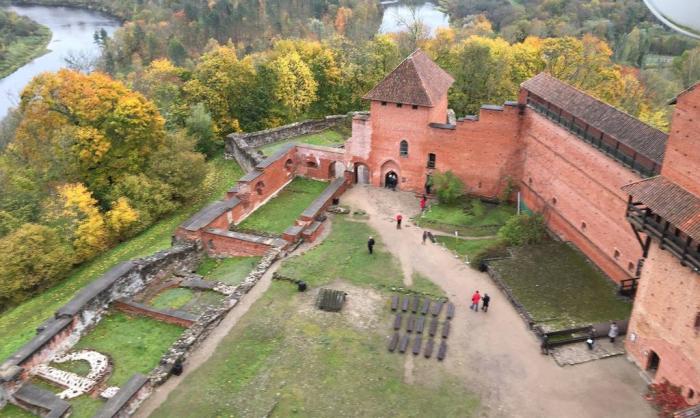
[225,114,349,171]
[93,374,149,418]
[149,248,282,385]
[202,229,287,257]
[0,244,200,413]
[113,300,197,328]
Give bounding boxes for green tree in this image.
[0,224,73,307]
[185,103,218,157]
[498,214,547,246]
[433,170,465,204]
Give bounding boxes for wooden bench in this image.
[441,321,450,339]
[388,333,399,352]
[437,341,447,361]
[412,336,422,355]
[431,300,443,317]
[429,317,439,337]
[420,298,431,315]
[401,296,409,312]
[446,302,455,320]
[398,335,410,353]
[424,338,434,358]
[393,313,402,330]
[411,295,420,313]
[406,315,415,333]
[415,316,425,334]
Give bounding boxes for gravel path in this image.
[341,185,654,418]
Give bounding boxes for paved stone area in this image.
[550,339,626,367]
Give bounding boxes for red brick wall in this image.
[662,87,700,197]
[361,100,522,196]
[520,111,643,282]
[201,230,275,257]
[295,145,346,180]
[113,300,194,328]
[625,245,700,404]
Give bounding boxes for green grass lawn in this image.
[3,312,184,418]
[489,241,632,331]
[416,199,514,237]
[237,177,328,234]
[0,15,51,79]
[434,236,501,261]
[257,129,346,156]
[151,216,475,418]
[196,256,262,285]
[71,311,184,387]
[150,288,195,310]
[0,156,242,362]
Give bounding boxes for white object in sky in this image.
[643,0,700,39]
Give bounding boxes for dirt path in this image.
[342,185,654,418]
[135,225,333,418]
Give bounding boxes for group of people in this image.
[470,290,490,312]
[385,172,398,191]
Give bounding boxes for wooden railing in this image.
[626,204,700,272]
[527,99,659,177]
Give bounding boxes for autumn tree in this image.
[0,224,73,308]
[11,69,166,203]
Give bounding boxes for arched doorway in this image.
[384,171,398,190]
[380,160,401,189]
[354,163,370,184]
[329,161,345,179]
[647,350,660,377]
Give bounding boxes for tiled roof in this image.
[363,49,454,107]
[522,73,668,164]
[622,176,700,242]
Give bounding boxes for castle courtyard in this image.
[137,186,655,418]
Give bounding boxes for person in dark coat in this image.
[367,236,375,254]
[481,293,490,312]
[422,230,429,245]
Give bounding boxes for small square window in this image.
[614,249,621,259]
[551,197,557,205]
[396,103,403,108]
[412,105,418,109]
[381,101,387,106]
[628,262,635,271]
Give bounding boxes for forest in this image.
[0,8,51,78]
[0,0,699,310]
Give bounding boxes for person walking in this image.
[470,290,481,312]
[396,214,403,229]
[420,195,427,214]
[367,236,375,254]
[481,293,490,312]
[608,321,619,343]
[422,230,428,245]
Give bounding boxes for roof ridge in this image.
[530,72,666,136]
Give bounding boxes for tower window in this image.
[551,197,557,205]
[396,103,403,108]
[427,153,436,169]
[694,312,700,330]
[381,101,387,106]
[412,105,418,110]
[400,140,409,157]
[614,249,621,260]
[581,222,587,231]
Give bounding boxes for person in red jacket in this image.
[419,195,427,213]
[470,290,481,312]
[396,213,403,229]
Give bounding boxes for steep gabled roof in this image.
[622,176,700,242]
[522,73,668,165]
[363,49,454,107]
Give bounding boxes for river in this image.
[379,2,449,36]
[0,2,447,121]
[0,5,120,120]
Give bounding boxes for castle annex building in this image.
[344,50,699,403]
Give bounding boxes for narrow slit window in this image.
[400,140,409,157]
[427,153,436,169]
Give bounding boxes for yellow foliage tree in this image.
[105,197,139,241]
[270,50,318,115]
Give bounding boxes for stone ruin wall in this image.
[0,244,201,415]
[225,114,350,172]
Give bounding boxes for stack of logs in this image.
[387,295,454,361]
